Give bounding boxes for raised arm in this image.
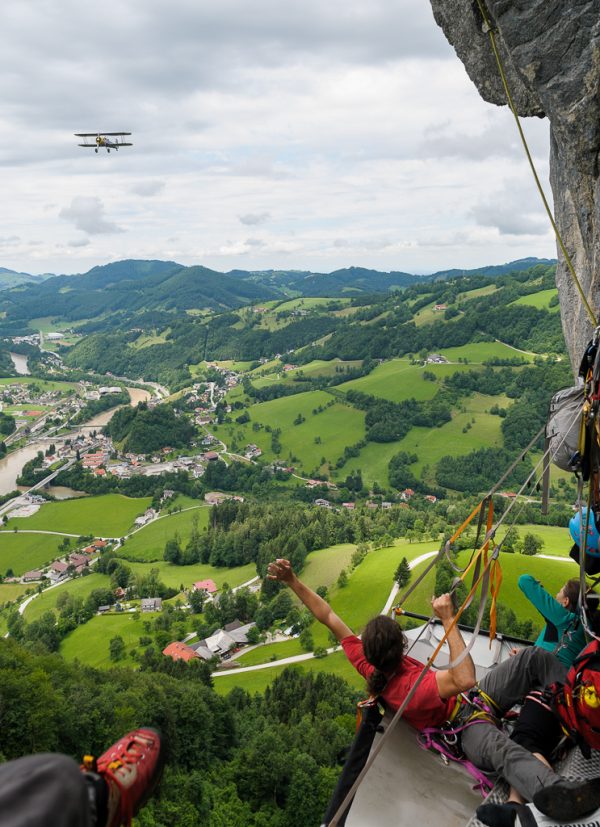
[432,593,476,699]
[518,574,570,625]
[267,558,353,642]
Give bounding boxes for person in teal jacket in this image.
[518,574,586,667]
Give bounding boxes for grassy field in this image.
[340,392,505,484]
[119,506,211,562]
[0,583,30,606]
[23,572,112,621]
[0,494,152,537]
[336,359,474,404]
[457,285,499,302]
[213,651,364,696]
[392,404,504,475]
[0,533,65,576]
[301,543,357,590]
[221,389,365,474]
[511,289,559,313]
[438,342,535,363]
[119,560,256,591]
[276,359,362,379]
[60,611,162,669]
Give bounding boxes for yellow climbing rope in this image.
[474,0,598,327]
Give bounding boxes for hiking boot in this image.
[533,777,600,822]
[90,727,164,827]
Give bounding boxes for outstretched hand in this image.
[431,592,455,622]
[267,558,295,584]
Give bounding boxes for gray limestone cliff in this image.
[428,0,600,372]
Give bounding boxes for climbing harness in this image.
[417,686,504,796]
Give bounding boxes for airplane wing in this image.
[117,142,133,146]
[77,143,97,147]
[103,132,132,136]
[74,133,99,137]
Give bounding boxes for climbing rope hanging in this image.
[473,0,597,327]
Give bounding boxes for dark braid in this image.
[362,615,407,697]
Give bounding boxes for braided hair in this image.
[362,615,407,696]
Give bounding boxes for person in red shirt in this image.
[267,558,600,826]
[266,558,476,724]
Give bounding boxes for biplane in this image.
[75,133,133,153]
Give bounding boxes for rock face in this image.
[429,0,600,373]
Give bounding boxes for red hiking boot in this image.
[87,727,164,827]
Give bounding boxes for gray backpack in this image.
[541,385,585,513]
[546,385,585,472]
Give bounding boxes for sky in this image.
[0,0,556,277]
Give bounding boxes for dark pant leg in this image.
[510,697,563,761]
[0,753,92,827]
[461,720,562,802]
[478,648,567,713]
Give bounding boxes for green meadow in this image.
[457,284,499,302]
[119,506,211,562]
[23,572,112,621]
[0,494,152,537]
[60,612,162,669]
[341,392,506,485]
[0,583,30,606]
[0,533,64,576]
[336,359,474,404]
[118,560,256,591]
[392,404,504,475]
[438,342,535,363]
[511,289,559,313]
[222,389,365,473]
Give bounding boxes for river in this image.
[9,353,29,375]
[0,386,151,494]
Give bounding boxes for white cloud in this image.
[59,196,125,235]
[130,180,165,197]
[239,212,270,226]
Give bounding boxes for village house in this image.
[223,620,256,645]
[193,579,218,595]
[401,489,415,500]
[48,560,69,583]
[188,641,214,660]
[204,492,229,505]
[69,552,92,569]
[342,502,355,510]
[22,570,43,583]
[314,498,331,508]
[163,641,199,663]
[204,629,237,657]
[140,597,163,613]
[134,508,158,527]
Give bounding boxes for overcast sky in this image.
[0,0,555,277]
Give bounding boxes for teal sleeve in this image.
[518,574,571,627]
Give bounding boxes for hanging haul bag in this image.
[546,385,585,473]
[553,639,600,757]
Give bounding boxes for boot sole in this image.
[533,780,600,822]
[135,727,166,815]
